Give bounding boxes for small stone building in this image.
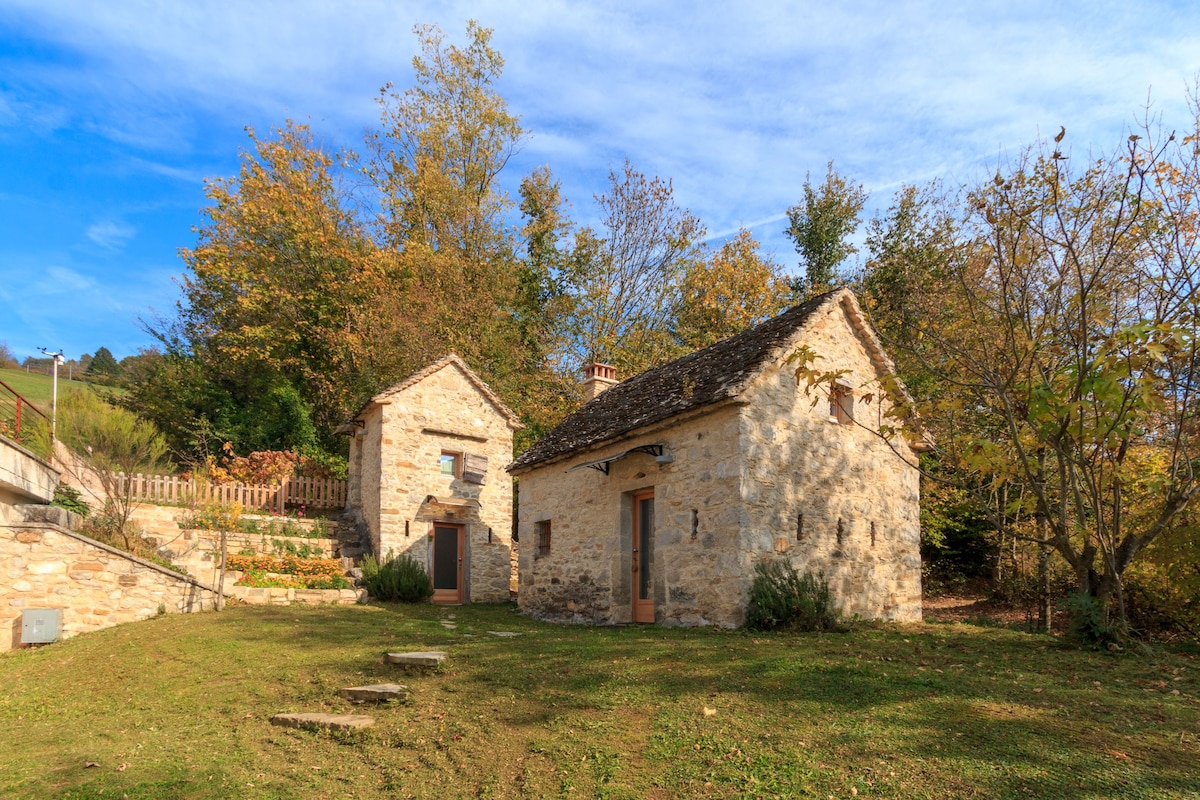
[508,289,924,626]
[342,354,522,604]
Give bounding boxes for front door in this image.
[431,523,464,604]
[632,490,655,623]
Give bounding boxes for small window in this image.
[830,383,854,424]
[439,451,461,477]
[535,520,552,558]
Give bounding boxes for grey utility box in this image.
[20,609,62,645]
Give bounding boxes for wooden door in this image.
[431,523,464,604]
[631,490,655,623]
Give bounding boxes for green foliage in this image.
[1063,592,1125,649]
[361,551,433,603]
[785,161,868,296]
[745,560,843,632]
[51,484,90,517]
[86,346,119,379]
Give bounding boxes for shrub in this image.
[180,502,243,531]
[51,485,90,517]
[362,552,433,603]
[1063,592,1125,649]
[745,560,843,632]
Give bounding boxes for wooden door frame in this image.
[430,521,465,605]
[631,489,655,623]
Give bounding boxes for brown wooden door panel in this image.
[632,490,655,623]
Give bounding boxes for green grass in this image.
[0,367,115,411]
[1,604,1196,799]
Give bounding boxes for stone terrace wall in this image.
[1,521,218,649]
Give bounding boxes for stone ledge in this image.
[385,650,447,668]
[270,713,374,732]
[339,683,410,703]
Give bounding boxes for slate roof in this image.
[508,290,842,473]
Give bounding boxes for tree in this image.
[0,341,16,369]
[558,160,705,376]
[50,389,168,551]
[850,120,1200,635]
[86,346,119,379]
[676,229,790,350]
[785,162,868,297]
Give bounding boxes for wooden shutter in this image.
[463,453,488,484]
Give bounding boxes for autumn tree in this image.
[676,229,790,350]
[558,160,705,376]
[854,121,1200,636]
[785,162,868,297]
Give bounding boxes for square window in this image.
[830,384,854,424]
[535,520,552,558]
[439,452,461,477]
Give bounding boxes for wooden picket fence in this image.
[117,472,347,514]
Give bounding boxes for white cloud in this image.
[85,221,137,250]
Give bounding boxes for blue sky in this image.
[1,0,1197,361]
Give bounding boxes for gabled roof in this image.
[509,290,855,473]
[338,353,523,432]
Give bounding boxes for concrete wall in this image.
[738,299,923,622]
[1,521,218,649]
[347,361,517,602]
[515,298,922,627]
[0,437,57,524]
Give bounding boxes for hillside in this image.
[0,367,121,411]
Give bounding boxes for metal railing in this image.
[0,377,50,455]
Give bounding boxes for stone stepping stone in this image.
[386,650,447,668]
[440,621,458,629]
[487,631,521,637]
[271,713,374,732]
[339,683,410,703]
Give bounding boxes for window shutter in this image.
[463,453,488,484]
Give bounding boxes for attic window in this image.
[830,382,854,424]
[440,452,461,477]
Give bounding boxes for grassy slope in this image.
[0,604,1196,800]
[0,368,119,411]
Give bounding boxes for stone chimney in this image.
[582,363,619,402]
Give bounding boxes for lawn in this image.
[0,367,112,411]
[0,603,1196,800]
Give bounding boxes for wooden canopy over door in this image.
[631,490,655,623]
[431,523,465,605]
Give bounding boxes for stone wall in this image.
[1,521,218,649]
[348,361,517,603]
[517,406,745,626]
[515,296,922,627]
[737,297,922,622]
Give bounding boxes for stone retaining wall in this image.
[142,527,341,587]
[1,521,218,649]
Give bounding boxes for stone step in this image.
[270,712,374,732]
[339,683,410,703]
[385,650,447,668]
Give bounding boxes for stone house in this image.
[508,289,924,627]
[341,354,521,604]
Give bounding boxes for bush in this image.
[51,485,90,517]
[1063,592,1125,649]
[745,560,843,632]
[361,552,433,603]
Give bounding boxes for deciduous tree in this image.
[785,161,868,297]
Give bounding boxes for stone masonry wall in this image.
[738,297,923,622]
[517,406,745,626]
[515,297,922,627]
[355,362,516,603]
[1,522,218,649]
